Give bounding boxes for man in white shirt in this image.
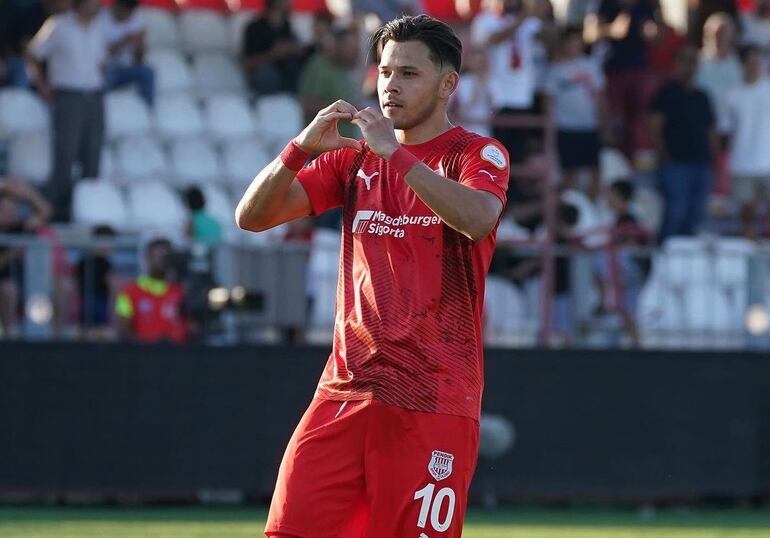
[102,0,154,106]
[471,0,542,163]
[27,0,107,222]
[726,45,770,239]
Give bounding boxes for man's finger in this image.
[319,111,355,123]
[320,99,358,116]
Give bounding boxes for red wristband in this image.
[280,140,311,171]
[389,147,420,178]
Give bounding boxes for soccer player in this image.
[236,15,510,538]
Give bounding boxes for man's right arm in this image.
[235,100,361,232]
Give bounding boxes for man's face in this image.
[146,243,171,277]
[76,0,101,19]
[676,47,699,82]
[377,40,453,131]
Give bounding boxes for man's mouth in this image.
[383,102,403,109]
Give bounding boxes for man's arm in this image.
[402,165,503,241]
[235,100,361,232]
[352,108,504,242]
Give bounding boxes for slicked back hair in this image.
[371,15,463,73]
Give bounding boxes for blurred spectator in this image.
[584,0,656,161]
[551,203,580,340]
[646,8,689,79]
[115,238,189,343]
[697,13,742,138]
[76,225,116,339]
[0,178,53,338]
[184,187,222,246]
[525,0,558,94]
[689,0,738,46]
[298,19,361,140]
[346,0,425,21]
[241,0,306,96]
[101,0,155,106]
[471,0,543,163]
[545,27,608,200]
[650,45,719,242]
[450,46,493,137]
[27,0,108,222]
[594,179,651,344]
[740,0,770,53]
[726,45,770,239]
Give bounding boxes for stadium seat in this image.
[179,10,230,53]
[683,283,737,331]
[168,137,222,186]
[229,11,255,54]
[105,90,153,141]
[192,52,246,96]
[0,89,49,137]
[200,183,235,238]
[630,185,663,235]
[202,94,256,141]
[600,147,633,184]
[141,7,180,50]
[126,180,188,238]
[657,236,711,287]
[72,179,129,230]
[221,138,272,189]
[636,278,686,348]
[308,228,341,330]
[561,189,608,247]
[484,275,537,346]
[101,146,116,181]
[114,135,169,182]
[145,50,194,95]
[253,94,303,151]
[154,94,205,140]
[713,237,754,287]
[7,132,50,185]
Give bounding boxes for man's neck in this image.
[395,113,454,146]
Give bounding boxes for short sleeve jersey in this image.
[297,126,510,419]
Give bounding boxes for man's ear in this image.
[440,71,460,100]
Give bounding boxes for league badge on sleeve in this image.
[480,144,507,170]
[428,450,454,481]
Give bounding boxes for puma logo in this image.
[357,169,379,191]
[479,170,496,180]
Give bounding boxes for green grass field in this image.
[2,506,770,537]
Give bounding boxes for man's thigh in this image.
[363,403,480,538]
[265,399,370,538]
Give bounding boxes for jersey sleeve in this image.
[296,148,351,216]
[458,139,510,207]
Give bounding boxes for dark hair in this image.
[92,224,116,237]
[147,237,172,253]
[558,203,580,227]
[115,0,139,9]
[739,44,760,64]
[610,179,634,202]
[185,186,206,211]
[371,15,463,72]
[560,25,583,43]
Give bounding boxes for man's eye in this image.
[404,71,416,76]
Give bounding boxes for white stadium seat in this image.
[8,132,50,185]
[484,275,536,346]
[0,89,49,136]
[154,94,204,140]
[72,179,129,230]
[229,11,255,54]
[308,228,341,330]
[168,137,222,186]
[192,52,246,96]
[253,94,303,151]
[200,184,237,240]
[126,180,188,238]
[141,7,180,50]
[600,147,633,184]
[179,10,229,53]
[145,50,194,95]
[100,146,116,181]
[221,138,272,189]
[203,94,255,141]
[105,90,152,140]
[114,136,169,182]
[657,236,711,287]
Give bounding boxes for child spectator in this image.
[184,187,222,246]
[76,225,116,340]
[545,27,608,199]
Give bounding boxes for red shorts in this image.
[265,398,480,538]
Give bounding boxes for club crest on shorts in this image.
[428,450,454,481]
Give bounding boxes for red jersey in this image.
[297,126,510,419]
[117,276,188,343]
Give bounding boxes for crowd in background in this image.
[1,0,770,344]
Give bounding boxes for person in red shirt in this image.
[236,15,510,538]
[115,238,188,343]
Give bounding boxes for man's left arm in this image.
[352,108,507,242]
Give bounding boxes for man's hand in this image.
[351,107,400,159]
[295,100,362,154]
